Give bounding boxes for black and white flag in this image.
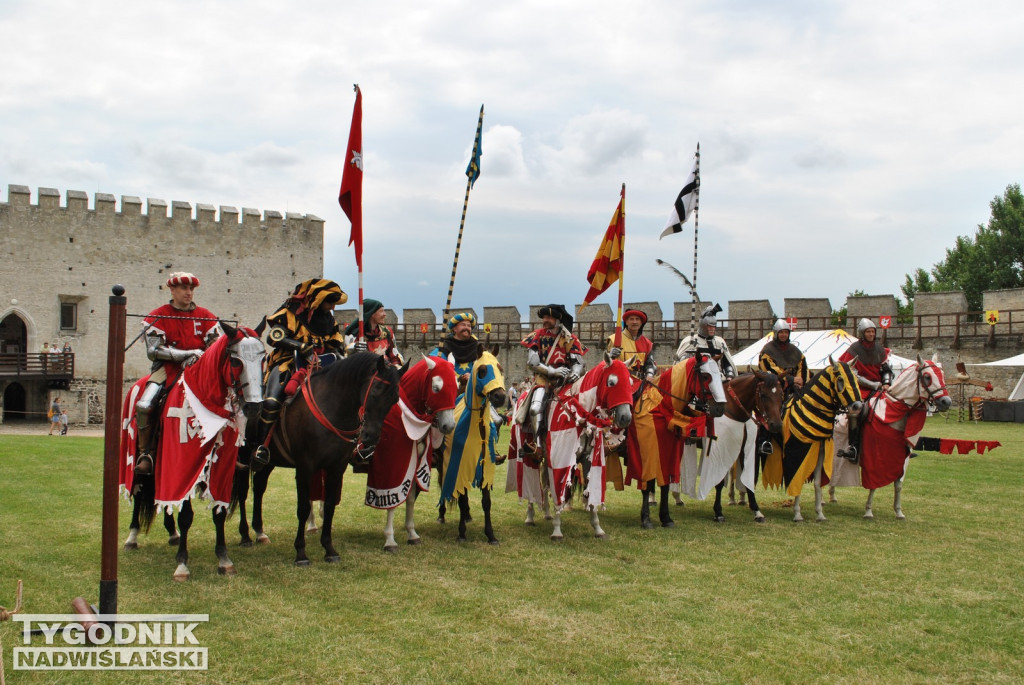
[659,157,699,239]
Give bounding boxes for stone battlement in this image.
[2,185,323,235]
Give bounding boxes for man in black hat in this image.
[517,304,587,439]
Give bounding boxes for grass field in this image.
[1,417,1023,684]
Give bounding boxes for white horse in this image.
[507,354,634,540]
[829,355,951,520]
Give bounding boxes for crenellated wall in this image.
[0,184,324,423]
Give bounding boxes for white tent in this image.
[732,329,918,373]
[969,353,1024,399]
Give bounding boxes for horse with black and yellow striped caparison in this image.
[777,357,862,522]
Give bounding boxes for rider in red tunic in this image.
[837,317,893,462]
[518,304,587,441]
[134,272,219,475]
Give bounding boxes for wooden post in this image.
[101,285,126,615]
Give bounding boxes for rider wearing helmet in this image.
[840,318,893,400]
[756,319,808,456]
[429,312,479,384]
[837,317,893,462]
[758,319,809,394]
[675,303,736,379]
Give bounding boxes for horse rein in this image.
[299,368,394,444]
[725,379,770,430]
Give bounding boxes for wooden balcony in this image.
[0,353,75,389]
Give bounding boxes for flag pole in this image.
[689,142,701,336]
[338,83,365,342]
[614,183,625,348]
[443,104,484,322]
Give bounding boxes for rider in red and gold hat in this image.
[134,272,219,475]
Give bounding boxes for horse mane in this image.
[314,351,389,386]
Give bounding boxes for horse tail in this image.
[135,474,158,533]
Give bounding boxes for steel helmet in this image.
[773,319,791,335]
[857,318,877,337]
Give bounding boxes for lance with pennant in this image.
[443,104,484,322]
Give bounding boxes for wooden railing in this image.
[0,353,75,388]
[390,309,1023,351]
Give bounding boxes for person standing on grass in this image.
[48,396,61,435]
[60,410,69,435]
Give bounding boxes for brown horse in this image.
[233,352,402,565]
[708,371,785,522]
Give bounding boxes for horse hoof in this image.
[727,501,738,507]
[544,515,553,521]
[550,535,564,542]
[384,545,399,554]
[524,521,536,527]
[306,526,319,534]
[239,540,253,548]
[407,538,422,546]
[123,541,138,551]
[173,571,190,582]
[595,532,608,540]
[754,515,766,524]
[816,517,827,523]
[436,517,446,525]
[895,514,906,521]
[863,514,874,520]
[167,535,180,546]
[661,520,675,528]
[294,559,311,567]
[641,520,655,530]
[325,555,341,563]
[487,539,500,546]
[217,564,236,576]
[714,516,726,523]
[457,537,467,544]
[256,534,271,545]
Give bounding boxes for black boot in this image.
[253,369,287,470]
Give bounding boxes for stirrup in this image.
[253,445,271,469]
[134,453,154,476]
[758,441,773,456]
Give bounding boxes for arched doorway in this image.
[3,382,27,421]
[0,312,28,354]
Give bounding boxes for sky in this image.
[2,0,1023,322]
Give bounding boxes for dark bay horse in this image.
[708,371,785,522]
[233,352,402,565]
[120,323,266,580]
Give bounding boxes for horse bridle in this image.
[300,368,394,444]
[917,362,946,411]
[725,378,771,431]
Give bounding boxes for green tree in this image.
[903,184,1024,311]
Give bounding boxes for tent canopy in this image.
[972,353,1024,366]
[732,329,920,372]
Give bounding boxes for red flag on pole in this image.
[339,85,363,269]
[582,185,625,306]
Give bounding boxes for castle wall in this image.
[0,184,323,423]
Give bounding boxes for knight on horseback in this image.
[430,311,480,384]
[837,318,894,462]
[134,272,219,476]
[607,308,657,393]
[253,279,348,468]
[675,303,736,379]
[757,319,809,455]
[517,304,587,446]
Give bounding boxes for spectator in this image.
[60,410,69,435]
[48,396,62,435]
